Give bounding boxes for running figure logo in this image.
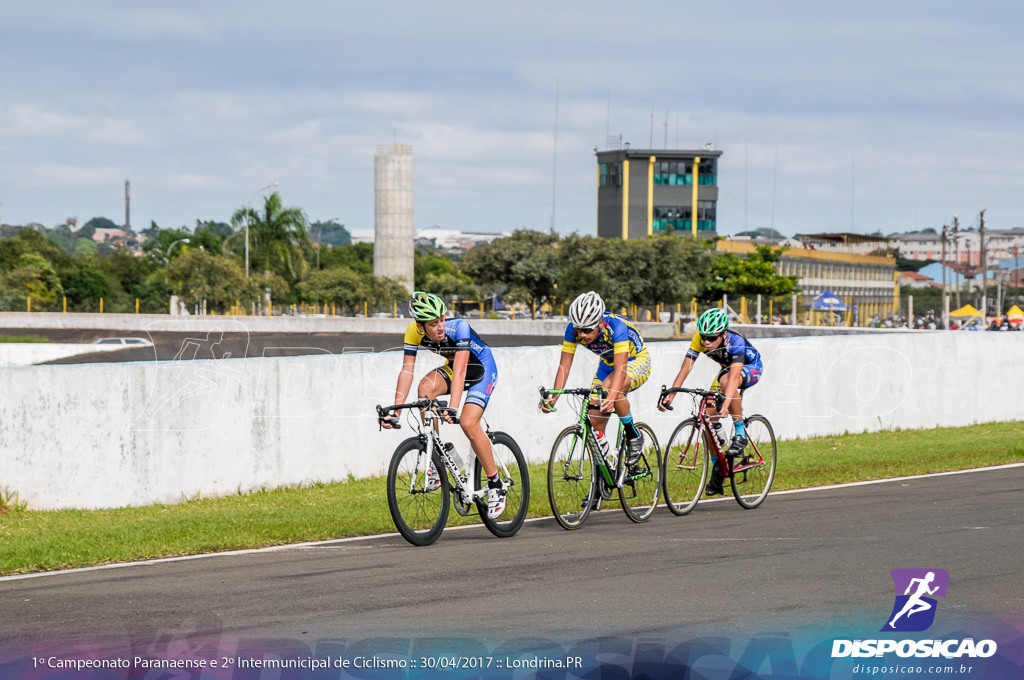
[881,568,949,632]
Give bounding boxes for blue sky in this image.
[2,1,1023,238]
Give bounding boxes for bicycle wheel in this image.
[547,426,596,530]
[386,437,450,546]
[730,415,777,509]
[661,418,710,516]
[618,422,661,523]
[474,432,531,538]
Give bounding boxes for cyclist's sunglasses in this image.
[700,332,724,343]
[575,325,598,336]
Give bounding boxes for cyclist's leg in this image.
[461,363,498,477]
[723,361,761,449]
[592,352,649,435]
[705,370,729,495]
[460,403,495,475]
[618,352,650,462]
[417,367,450,401]
[588,362,614,435]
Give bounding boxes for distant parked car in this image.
[89,337,154,347]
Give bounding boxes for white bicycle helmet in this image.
[568,291,606,329]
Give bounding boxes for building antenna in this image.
[663,110,669,149]
[851,155,856,231]
[551,78,559,232]
[649,109,654,148]
[605,91,611,141]
[744,141,749,232]
[771,148,778,231]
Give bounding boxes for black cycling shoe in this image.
[579,494,602,510]
[625,434,645,465]
[727,435,748,457]
[705,467,724,496]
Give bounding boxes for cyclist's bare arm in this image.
[445,349,470,423]
[540,350,575,412]
[658,356,696,411]
[383,354,417,428]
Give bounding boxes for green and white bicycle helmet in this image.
[568,291,606,329]
[409,291,447,322]
[696,307,729,336]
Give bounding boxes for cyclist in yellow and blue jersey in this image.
[539,291,651,467]
[657,307,763,495]
[379,291,506,519]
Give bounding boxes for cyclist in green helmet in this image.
[658,307,763,496]
[381,291,507,519]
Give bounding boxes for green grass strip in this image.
[2,421,1022,575]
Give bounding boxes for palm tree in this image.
[228,192,312,283]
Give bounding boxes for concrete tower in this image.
[373,144,414,292]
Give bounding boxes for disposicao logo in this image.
[882,568,948,632]
[831,568,998,660]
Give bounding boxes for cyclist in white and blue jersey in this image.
[539,291,651,467]
[658,307,763,495]
[380,291,505,519]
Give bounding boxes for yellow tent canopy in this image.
[949,304,981,317]
[1006,305,1024,322]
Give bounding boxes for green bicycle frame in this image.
[543,387,619,487]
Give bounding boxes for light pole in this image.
[245,181,278,278]
[165,237,190,284]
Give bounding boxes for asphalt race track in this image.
[7,329,567,364]
[1,465,1021,673]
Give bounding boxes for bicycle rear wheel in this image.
[547,426,596,530]
[730,415,777,509]
[475,431,531,538]
[386,437,450,546]
[661,418,710,516]
[618,422,661,522]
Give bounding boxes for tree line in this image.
[0,192,797,315]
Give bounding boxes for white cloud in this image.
[0,105,153,146]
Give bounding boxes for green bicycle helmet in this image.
[409,291,448,322]
[696,307,729,336]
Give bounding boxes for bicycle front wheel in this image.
[475,432,531,538]
[618,422,661,523]
[386,437,450,546]
[547,426,596,530]
[730,415,777,509]
[662,418,710,516]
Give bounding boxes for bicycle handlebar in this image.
[539,386,609,399]
[376,399,459,428]
[657,385,725,411]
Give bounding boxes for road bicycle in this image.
[376,398,530,546]
[657,385,777,511]
[541,386,661,529]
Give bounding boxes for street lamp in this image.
[165,237,190,284]
[166,237,190,261]
[245,181,279,278]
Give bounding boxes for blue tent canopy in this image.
[811,290,848,312]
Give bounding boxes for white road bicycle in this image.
[376,398,530,546]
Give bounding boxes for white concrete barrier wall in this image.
[0,343,126,367]
[1,332,1021,510]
